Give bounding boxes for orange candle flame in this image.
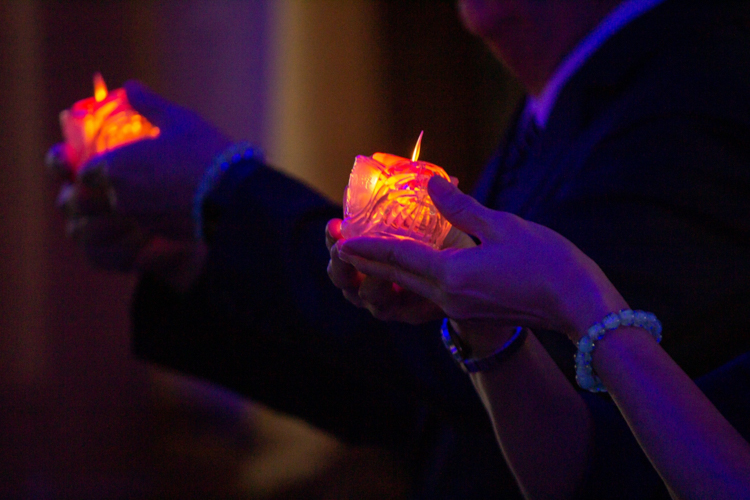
[93,72,108,102]
[411,130,423,162]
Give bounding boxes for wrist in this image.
[443,319,528,373]
[450,319,521,359]
[575,309,662,392]
[194,142,264,243]
[552,251,629,343]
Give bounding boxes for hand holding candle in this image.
[337,179,604,334]
[49,73,160,178]
[341,132,453,248]
[49,79,232,276]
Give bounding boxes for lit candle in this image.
[341,132,453,248]
[57,73,160,174]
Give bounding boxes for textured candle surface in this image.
[60,74,159,172]
[341,152,452,248]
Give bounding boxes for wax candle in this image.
[58,73,160,174]
[341,132,453,248]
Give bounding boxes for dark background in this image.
[0,2,518,498]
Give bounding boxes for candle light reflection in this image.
[60,73,160,173]
[341,132,453,248]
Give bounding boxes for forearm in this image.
[466,331,594,499]
[131,165,414,447]
[563,265,750,498]
[594,329,750,500]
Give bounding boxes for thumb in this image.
[123,80,171,127]
[428,176,492,241]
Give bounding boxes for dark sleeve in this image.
[543,111,750,498]
[130,162,491,454]
[546,111,750,379]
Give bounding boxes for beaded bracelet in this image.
[575,309,662,392]
[193,142,264,241]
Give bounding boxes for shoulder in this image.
[566,1,750,129]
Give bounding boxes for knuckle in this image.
[446,193,474,217]
[367,305,393,322]
[385,246,401,266]
[328,265,352,289]
[438,264,462,291]
[379,267,400,286]
[342,289,363,307]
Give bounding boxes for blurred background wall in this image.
[0,1,519,498]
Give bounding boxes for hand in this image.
[52,81,231,285]
[337,176,627,340]
[326,218,458,324]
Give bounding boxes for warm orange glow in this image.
[60,73,160,172]
[342,133,453,248]
[411,130,423,162]
[93,72,108,102]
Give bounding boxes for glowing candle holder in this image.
[341,132,453,248]
[58,73,160,174]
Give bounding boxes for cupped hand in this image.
[326,218,462,324]
[51,81,230,283]
[336,176,627,340]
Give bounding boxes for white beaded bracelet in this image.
[575,309,662,392]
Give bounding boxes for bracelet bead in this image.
[193,142,264,241]
[575,309,662,392]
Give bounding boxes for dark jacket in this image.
[132,1,750,497]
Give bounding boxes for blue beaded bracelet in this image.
[193,142,264,241]
[575,309,662,392]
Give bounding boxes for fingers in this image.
[338,250,438,304]
[328,244,365,307]
[328,244,362,289]
[78,159,111,190]
[358,277,429,323]
[70,214,146,272]
[331,233,446,324]
[358,277,398,315]
[78,138,159,217]
[441,225,478,250]
[123,80,171,127]
[339,236,438,278]
[325,218,343,250]
[358,277,444,324]
[326,218,366,306]
[56,180,115,218]
[45,143,76,181]
[428,176,494,241]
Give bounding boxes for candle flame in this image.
[411,130,424,162]
[93,72,108,102]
